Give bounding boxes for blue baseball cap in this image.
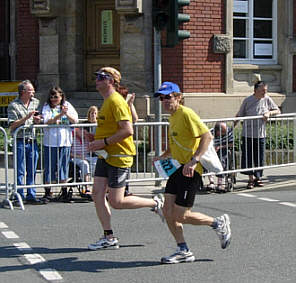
[154,82,180,97]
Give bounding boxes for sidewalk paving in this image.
[1,165,295,201]
[128,165,296,196]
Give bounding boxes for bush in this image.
[233,121,294,151]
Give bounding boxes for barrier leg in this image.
[1,199,14,210]
[12,191,25,210]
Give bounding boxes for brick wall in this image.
[16,0,39,83]
[162,0,225,93]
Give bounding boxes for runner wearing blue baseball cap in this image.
[153,82,232,264]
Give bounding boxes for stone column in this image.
[116,0,153,118]
[30,0,61,103]
[38,17,60,91]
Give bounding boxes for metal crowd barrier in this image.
[0,126,13,209]
[1,113,296,210]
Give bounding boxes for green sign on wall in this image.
[101,10,113,45]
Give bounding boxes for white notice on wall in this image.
[233,1,248,13]
[254,43,272,56]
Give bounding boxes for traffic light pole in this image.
[153,27,162,186]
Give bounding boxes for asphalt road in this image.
[1,186,296,283]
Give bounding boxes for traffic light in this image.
[152,0,169,31]
[166,0,191,47]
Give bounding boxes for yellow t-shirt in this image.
[94,91,136,168]
[169,105,209,175]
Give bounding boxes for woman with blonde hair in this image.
[70,105,98,197]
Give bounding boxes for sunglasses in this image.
[50,95,60,99]
[159,95,172,101]
[96,73,112,81]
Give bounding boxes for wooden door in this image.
[85,0,120,90]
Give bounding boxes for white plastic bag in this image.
[200,140,223,173]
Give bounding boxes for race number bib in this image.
[154,158,181,178]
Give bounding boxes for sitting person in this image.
[71,106,98,196]
[207,122,234,192]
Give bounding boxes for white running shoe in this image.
[161,248,195,264]
[88,237,119,250]
[152,194,165,223]
[214,214,231,249]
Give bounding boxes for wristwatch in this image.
[191,156,199,164]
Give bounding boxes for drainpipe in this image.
[9,0,16,80]
[154,28,162,186]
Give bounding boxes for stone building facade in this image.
[1,0,296,119]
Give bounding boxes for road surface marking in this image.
[237,194,296,208]
[279,202,296,207]
[1,230,19,238]
[39,269,63,281]
[0,222,8,229]
[257,197,279,202]
[24,253,46,264]
[237,193,256,198]
[13,242,32,251]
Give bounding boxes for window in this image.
[233,0,277,64]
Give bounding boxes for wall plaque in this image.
[31,0,50,15]
[115,0,142,14]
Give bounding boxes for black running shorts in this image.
[94,158,130,188]
[165,165,202,207]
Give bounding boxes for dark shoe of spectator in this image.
[57,187,73,203]
[254,178,264,187]
[216,184,226,193]
[12,200,21,207]
[80,186,93,200]
[246,181,254,190]
[25,198,47,205]
[206,182,215,191]
[43,191,54,202]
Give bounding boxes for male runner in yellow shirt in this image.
[88,67,164,250]
[154,82,232,264]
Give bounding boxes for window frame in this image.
[233,0,277,64]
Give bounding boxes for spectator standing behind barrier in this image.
[42,87,78,201]
[88,66,164,250]
[153,82,231,264]
[207,122,234,192]
[235,80,281,189]
[7,80,46,205]
[117,87,139,123]
[71,106,99,196]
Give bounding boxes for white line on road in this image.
[257,197,279,202]
[13,242,32,251]
[237,193,296,208]
[279,202,296,207]
[1,230,19,239]
[39,269,63,281]
[23,253,46,264]
[237,193,256,198]
[0,224,63,281]
[0,222,8,229]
